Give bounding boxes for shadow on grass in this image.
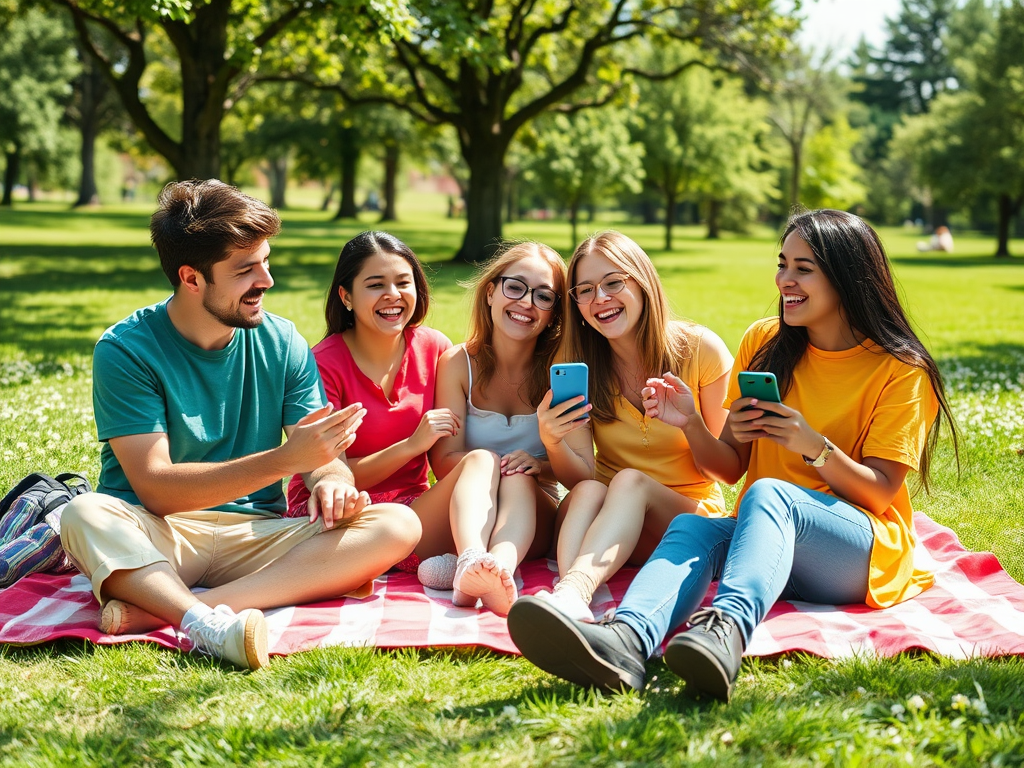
[891,254,1022,268]
[936,341,1024,369]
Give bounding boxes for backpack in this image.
[0,472,92,589]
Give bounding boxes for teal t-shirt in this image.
[93,299,325,516]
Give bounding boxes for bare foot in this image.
[452,551,518,616]
[479,564,518,617]
[99,599,168,635]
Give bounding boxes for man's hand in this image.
[307,477,370,529]
[281,403,366,474]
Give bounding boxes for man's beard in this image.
[203,288,266,329]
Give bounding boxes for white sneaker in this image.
[534,588,596,623]
[185,605,269,670]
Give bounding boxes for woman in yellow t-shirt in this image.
[530,230,733,622]
[508,210,958,702]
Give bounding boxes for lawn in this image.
[1,194,1023,766]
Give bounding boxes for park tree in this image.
[875,0,958,115]
[298,1,794,262]
[52,0,408,180]
[522,107,643,248]
[892,0,1024,257]
[634,62,774,248]
[0,8,80,206]
[797,116,867,212]
[768,49,846,208]
[69,37,123,206]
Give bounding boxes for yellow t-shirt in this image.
[727,318,939,609]
[594,324,733,517]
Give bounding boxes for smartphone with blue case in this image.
[737,371,781,405]
[550,362,589,411]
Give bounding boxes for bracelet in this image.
[802,435,834,467]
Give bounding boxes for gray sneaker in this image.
[185,605,269,670]
[663,607,745,702]
[507,595,646,692]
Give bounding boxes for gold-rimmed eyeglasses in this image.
[569,273,629,305]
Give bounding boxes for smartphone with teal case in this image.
[550,363,589,411]
[738,371,781,404]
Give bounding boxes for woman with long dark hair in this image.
[508,210,958,701]
[285,231,455,567]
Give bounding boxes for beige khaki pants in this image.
[60,492,327,602]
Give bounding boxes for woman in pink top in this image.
[286,232,455,567]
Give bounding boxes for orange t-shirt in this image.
[726,318,939,608]
[594,324,733,517]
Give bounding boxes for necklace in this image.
[617,365,650,449]
[495,365,526,390]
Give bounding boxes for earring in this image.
[344,303,352,311]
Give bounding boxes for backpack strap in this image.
[0,474,56,517]
[53,472,93,495]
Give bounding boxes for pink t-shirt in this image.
[286,325,451,514]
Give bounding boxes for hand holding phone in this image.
[540,363,591,447]
[550,363,589,410]
[737,371,781,405]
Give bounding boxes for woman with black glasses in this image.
[520,230,733,623]
[417,242,593,615]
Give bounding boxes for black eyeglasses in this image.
[569,273,629,305]
[494,276,560,311]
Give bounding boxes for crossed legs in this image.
[61,493,420,635]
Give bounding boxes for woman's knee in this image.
[459,448,501,476]
[607,467,653,494]
[363,503,422,552]
[738,478,796,519]
[567,479,607,506]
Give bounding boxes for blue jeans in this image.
[615,478,874,657]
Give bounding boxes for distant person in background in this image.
[917,226,954,253]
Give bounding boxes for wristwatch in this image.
[803,436,834,467]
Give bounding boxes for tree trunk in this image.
[505,169,517,224]
[570,201,579,252]
[995,193,1021,258]
[664,188,676,251]
[454,135,508,263]
[334,131,360,220]
[380,142,399,222]
[789,141,802,208]
[267,155,288,209]
[321,180,335,211]
[706,200,721,239]
[26,166,38,202]
[1,147,20,206]
[73,56,108,207]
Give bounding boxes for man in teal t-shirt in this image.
[61,180,420,670]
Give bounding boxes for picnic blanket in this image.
[1,513,1022,660]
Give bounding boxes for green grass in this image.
[1,195,1023,766]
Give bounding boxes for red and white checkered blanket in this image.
[1,513,1022,659]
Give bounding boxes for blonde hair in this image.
[464,242,568,407]
[563,230,695,423]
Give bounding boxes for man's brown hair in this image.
[150,179,281,287]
